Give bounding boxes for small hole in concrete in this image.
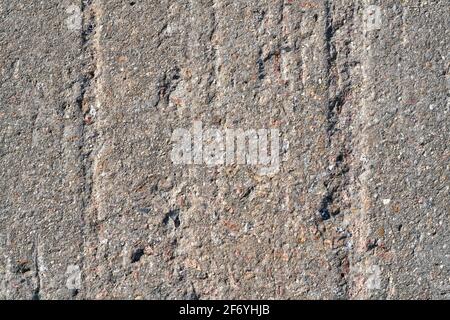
[131,248,145,263]
[319,208,331,221]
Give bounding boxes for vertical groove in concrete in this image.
[78,0,104,298]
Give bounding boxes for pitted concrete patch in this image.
[0,0,448,299]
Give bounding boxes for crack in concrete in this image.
[32,235,41,300]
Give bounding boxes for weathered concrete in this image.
[0,0,448,299]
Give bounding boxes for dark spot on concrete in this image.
[82,22,95,40]
[252,9,266,23]
[240,186,254,199]
[70,288,79,297]
[131,248,145,263]
[129,1,136,6]
[172,71,181,80]
[163,209,181,228]
[31,291,40,300]
[136,207,150,214]
[319,208,331,221]
[366,239,378,251]
[13,261,31,274]
[185,289,200,300]
[257,58,265,80]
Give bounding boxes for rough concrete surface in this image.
[0,0,448,299]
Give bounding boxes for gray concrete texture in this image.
[0,0,448,299]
